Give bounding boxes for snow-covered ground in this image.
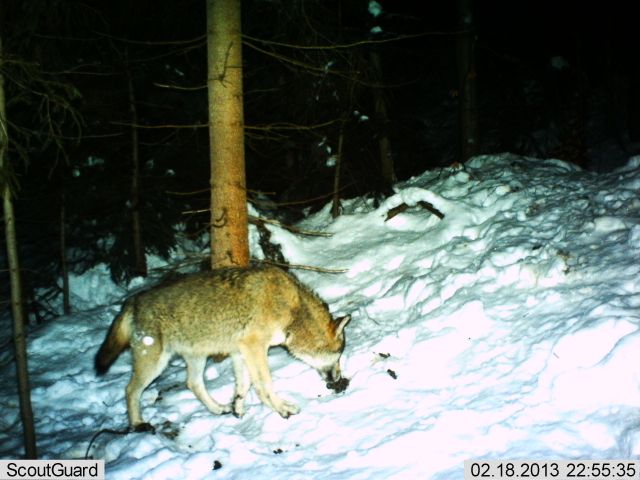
[1,153,639,479]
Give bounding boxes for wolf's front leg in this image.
[231,353,254,417]
[238,339,300,418]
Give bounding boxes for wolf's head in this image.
[287,306,351,387]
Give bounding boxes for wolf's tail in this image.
[95,300,134,375]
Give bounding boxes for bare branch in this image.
[242,31,460,51]
[259,259,348,273]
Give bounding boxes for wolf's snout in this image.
[319,363,341,383]
[326,376,350,393]
[321,363,350,393]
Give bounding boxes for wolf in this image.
[95,265,351,430]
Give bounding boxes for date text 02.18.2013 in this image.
[464,460,639,479]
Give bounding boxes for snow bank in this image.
[1,154,639,479]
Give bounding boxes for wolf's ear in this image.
[334,314,351,335]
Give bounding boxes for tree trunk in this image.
[628,65,640,143]
[207,0,249,268]
[60,189,70,315]
[369,50,395,189]
[331,128,345,218]
[0,34,38,459]
[456,0,479,162]
[126,65,147,277]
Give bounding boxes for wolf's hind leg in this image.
[127,349,171,428]
[238,338,301,418]
[184,355,232,415]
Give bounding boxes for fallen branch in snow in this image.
[85,427,130,459]
[418,201,445,219]
[255,220,287,268]
[252,218,343,272]
[385,201,445,221]
[250,215,333,237]
[180,210,333,237]
[259,259,348,273]
[85,421,182,459]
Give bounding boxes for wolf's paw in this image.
[276,400,301,419]
[232,395,246,418]
[204,402,233,416]
[232,405,245,419]
[130,422,156,434]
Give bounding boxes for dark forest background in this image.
[1,0,638,323]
